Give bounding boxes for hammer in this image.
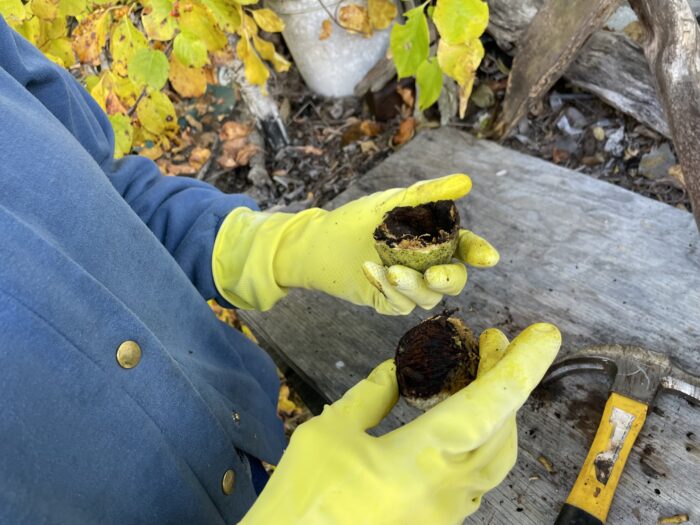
[542,344,700,525]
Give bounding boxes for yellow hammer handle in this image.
[565,392,648,523]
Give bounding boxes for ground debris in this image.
[538,455,555,474]
[658,514,689,524]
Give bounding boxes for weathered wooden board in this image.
[497,0,620,138]
[488,0,700,137]
[241,128,700,524]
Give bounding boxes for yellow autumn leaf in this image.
[57,0,86,17]
[40,15,66,42]
[433,0,488,45]
[338,4,371,36]
[89,71,115,110]
[42,36,75,67]
[367,0,396,31]
[251,34,274,60]
[113,73,141,107]
[72,10,110,65]
[136,90,178,137]
[202,0,242,32]
[437,39,484,117]
[236,36,269,85]
[250,8,284,32]
[110,17,148,77]
[271,52,291,72]
[142,0,177,41]
[0,0,28,24]
[30,0,59,21]
[178,2,227,51]
[109,113,134,159]
[168,55,208,98]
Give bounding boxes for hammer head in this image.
[543,344,700,405]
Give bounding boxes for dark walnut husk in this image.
[395,312,479,411]
[373,200,460,273]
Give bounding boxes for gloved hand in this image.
[212,174,498,314]
[239,323,562,525]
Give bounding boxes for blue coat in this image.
[0,17,286,524]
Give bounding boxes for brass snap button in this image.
[221,469,236,495]
[116,340,142,369]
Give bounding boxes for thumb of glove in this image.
[330,360,399,431]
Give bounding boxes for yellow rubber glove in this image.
[238,323,562,525]
[212,174,499,314]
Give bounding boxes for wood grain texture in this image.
[241,128,700,524]
[487,0,700,137]
[628,0,700,237]
[497,0,620,139]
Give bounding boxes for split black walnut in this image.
[395,312,479,411]
[373,200,460,273]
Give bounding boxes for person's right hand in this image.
[239,323,562,525]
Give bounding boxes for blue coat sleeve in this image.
[0,16,257,302]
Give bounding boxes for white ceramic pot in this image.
[266,0,391,97]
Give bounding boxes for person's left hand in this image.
[213,174,498,314]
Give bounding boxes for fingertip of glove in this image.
[458,231,500,268]
[368,359,397,386]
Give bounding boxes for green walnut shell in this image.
[373,200,460,273]
[395,312,479,411]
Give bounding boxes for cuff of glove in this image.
[213,208,290,311]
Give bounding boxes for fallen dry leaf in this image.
[338,4,372,37]
[668,164,685,188]
[188,147,211,170]
[217,136,259,168]
[320,19,332,40]
[220,121,252,141]
[359,119,382,137]
[235,144,259,166]
[105,92,128,116]
[392,117,415,146]
[278,384,300,415]
[296,145,324,156]
[396,85,414,110]
[359,140,379,154]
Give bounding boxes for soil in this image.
[204,34,690,213]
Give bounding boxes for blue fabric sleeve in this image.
[0,16,256,302]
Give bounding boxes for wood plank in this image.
[497,0,620,138]
[241,128,700,524]
[487,0,700,137]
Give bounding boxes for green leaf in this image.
[142,0,177,40]
[433,0,488,45]
[111,17,148,77]
[109,113,134,159]
[178,4,227,51]
[173,30,209,67]
[389,5,429,78]
[416,57,442,110]
[233,0,258,5]
[136,90,178,136]
[128,48,170,90]
[250,8,284,32]
[202,0,242,32]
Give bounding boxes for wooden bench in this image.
[241,127,700,524]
